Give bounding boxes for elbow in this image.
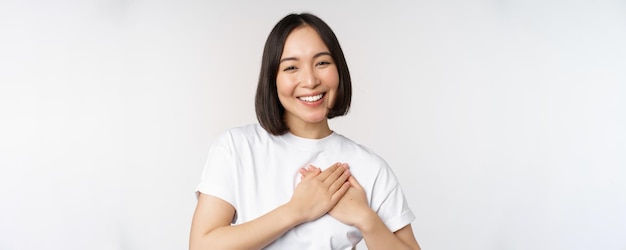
[189,231,213,250]
[188,235,202,250]
[407,241,421,250]
[189,228,227,250]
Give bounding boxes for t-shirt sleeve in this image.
[195,132,237,208]
[370,164,416,232]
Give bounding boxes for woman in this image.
[190,13,421,249]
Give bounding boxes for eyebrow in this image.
[279,52,332,63]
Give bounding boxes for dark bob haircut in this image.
[255,13,352,135]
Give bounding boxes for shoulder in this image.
[222,123,266,138]
[333,133,389,168]
[333,134,403,197]
[211,124,272,149]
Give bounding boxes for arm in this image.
[189,193,302,250]
[332,176,421,250]
[356,208,421,250]
[189,163,351,250]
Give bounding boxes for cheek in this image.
[319,66,339,86]
[275,76,295,107]
[327,70,340,89]
[328,91,338,108]
[275,76,290,96]
[326,75,340,108]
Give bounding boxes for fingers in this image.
[328,164,351,192]
[308,165,321,175]
[299,165,321,180]
[321,163,349,185]
[316,162,343,180]
[347,175,362,189]
[331,181,351,203]
[299,168,306,176]
[300,163,350,190]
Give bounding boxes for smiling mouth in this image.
[298,93,324,102]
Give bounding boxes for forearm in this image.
[190,204,304,250]
[357,210,416,250]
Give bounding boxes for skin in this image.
[189,25,420,249]
[276,25,338,139]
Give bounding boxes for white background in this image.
[1,0,625,249]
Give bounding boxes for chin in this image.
[303,114,328,124]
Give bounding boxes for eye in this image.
[283,66,297,72]
[316,61,332,66]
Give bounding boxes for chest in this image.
[228,143,376,248]
[233,173,363,248]
[232,149,340,221]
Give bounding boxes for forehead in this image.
[281,25,330,57]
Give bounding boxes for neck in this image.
[286,119,332,139]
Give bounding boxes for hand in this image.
[300,164,372,228]
[329,175,371,227]
[288,162,351,223]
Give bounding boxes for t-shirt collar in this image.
[279,130,339,151]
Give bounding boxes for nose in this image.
[300,66,320,88]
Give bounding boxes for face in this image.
[276,25,339,129]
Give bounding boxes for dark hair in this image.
[255,13,352,135]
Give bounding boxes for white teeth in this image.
[299,93,323,102]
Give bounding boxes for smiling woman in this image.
[189,13,421,250]
[254,13,353,138]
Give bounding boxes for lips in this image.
[298,93,324,103]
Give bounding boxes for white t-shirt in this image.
[196,124,415,249]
